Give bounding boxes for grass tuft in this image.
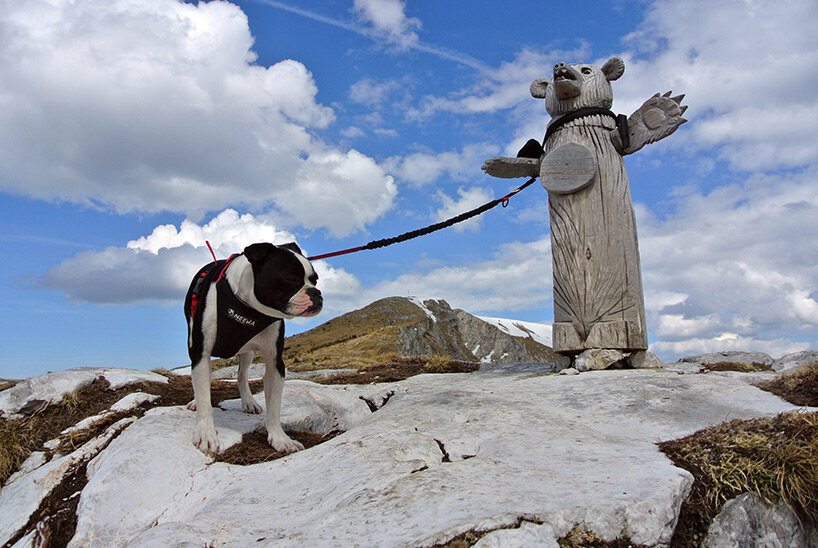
[0,419,30,485]
[60,390,82,410]
[0,378,21,392]
[704,361,770,373]
[757,362,818,406]
[423,354,455,373]
[660,410,818,546]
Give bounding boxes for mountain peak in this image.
[284,296,559,371]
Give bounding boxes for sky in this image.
[2,0,818,379]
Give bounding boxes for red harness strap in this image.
[216,253,240,283]
[190,253,240,322]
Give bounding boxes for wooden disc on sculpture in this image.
[540,143,597,194]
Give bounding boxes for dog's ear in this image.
[279,242,303,256]
[243,243,277,264]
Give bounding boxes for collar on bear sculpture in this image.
[545,107,629,150]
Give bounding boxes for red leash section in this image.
[307,176,537,261]
[307,245,368,261]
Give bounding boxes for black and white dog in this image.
[183,242,322,454]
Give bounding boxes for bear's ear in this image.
[601,57,625,81]
[530,78,550,98]
[279,242,303,256]
[244,242,277,264]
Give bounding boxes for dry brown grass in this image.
[704,361,771,373]
[660,410,818,546]
[757,362,818,406]
[283,297,445,370]
[215,430,342,465]
[557,527,649,547]
[422,354,455,373]
[0,378,21,392]
[0,418,30,486]
[310,356,479,385]
[434,524,648,548]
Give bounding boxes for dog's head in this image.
[243,242,323,318]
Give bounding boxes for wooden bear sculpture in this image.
[483,57,686,355]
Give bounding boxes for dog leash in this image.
[306,176,538,261]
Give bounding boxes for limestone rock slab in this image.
[218,380,372,434]
[771,350,818,373]
[679,351,773,367]
[0,368,167,418]
[68,368,800,548]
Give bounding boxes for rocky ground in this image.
[0,350,816,547]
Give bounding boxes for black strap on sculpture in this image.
[545,107,629,149]
[307,176,538,261]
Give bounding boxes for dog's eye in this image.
[581,67,592,75]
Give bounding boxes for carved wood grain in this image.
[544,114,647,353]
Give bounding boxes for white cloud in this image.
[126,209,293,255]
[614,0,818,170]
[385,143,499,186]
[374,128,399,138]
[39,210,358,304]
[401,0,818,172]
[352,0,420,50]
[638,168,818,360]
[0,0,395,236]
[353,237,554,314]
[349,77,403,107]
[406,45,590,120]
[341,126,366,139]
[434,187,494,232]
[275,148,397,237]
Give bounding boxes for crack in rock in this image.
[434,439,451,463]
[359,389,395,412]
[422,514,545,547]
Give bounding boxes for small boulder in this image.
[703,492,815,548]
[559,367,580,376]
[626,351,663,369]
[573,349,625,372]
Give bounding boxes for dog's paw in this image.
[186,399,197,411]
[241,398,263,414]
[193,424,220,454]
[267,430,304,454]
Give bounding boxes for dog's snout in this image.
[306,287,323,312]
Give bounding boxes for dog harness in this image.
[184,254,281,365]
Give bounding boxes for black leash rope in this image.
[307,176,538,261]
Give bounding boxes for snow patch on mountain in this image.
[477,316,552,347]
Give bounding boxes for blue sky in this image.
[2,0,818,379]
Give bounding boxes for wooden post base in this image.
[553,320,647,355]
